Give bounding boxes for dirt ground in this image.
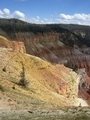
[0,107,90,120]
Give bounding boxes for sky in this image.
[0,0,90,25]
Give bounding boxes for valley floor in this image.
[0,107,90,120]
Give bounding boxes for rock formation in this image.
[0,35,26,53]
[0,48,80,108]
[0,19,90,107]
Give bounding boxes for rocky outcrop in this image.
[11,41,26,53]
[78,69,90,105]
[0,36,11,48]
[0,36,26,53]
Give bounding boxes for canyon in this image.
[0,18,90,108]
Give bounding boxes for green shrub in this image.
[18,62,29,88]
[0,85,4,92]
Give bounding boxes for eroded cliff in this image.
[0,48,80,108]
[0,19,90,107]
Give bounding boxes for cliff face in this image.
[11,41,26,53]
[14,31,90,105]
[0,35,26,53]
[14,32,80,62]
[14,32,90,79]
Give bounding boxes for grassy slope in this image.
[0,47,79,109]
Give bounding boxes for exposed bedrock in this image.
[1,19,90,106]
[0,35,26,53]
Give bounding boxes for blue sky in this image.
[0,0,90,25]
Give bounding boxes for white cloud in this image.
[14,12,90,25]
[3,8,10,15]
[0,8,90,25]
[0,10,4,15]
[60,14,72,20]
[58,13,90,25]
[0,8,25,20]
[13,11,25,19]
[59,13,87,21]
[0,10,4,18]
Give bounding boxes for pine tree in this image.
[19,62,29,87]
